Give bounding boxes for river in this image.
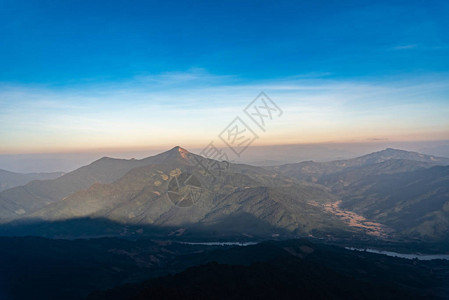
[346,247,449,261]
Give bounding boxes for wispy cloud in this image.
[392,44,418,50]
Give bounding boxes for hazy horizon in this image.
[1,139,449,173]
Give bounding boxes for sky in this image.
[1,0,449,157]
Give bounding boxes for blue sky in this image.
[0,0,448,154]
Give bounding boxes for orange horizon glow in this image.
[2,134,449,156]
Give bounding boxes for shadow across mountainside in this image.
[0,215,352,241]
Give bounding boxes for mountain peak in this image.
[383,148,407,153]
[171,145,187,151]
[165,146,190,159]
[357,148,449,165]
[366,148,416,158]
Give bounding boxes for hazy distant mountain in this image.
[338,147,449,166]
[272,148,449,182]
[0,169,64,192]
[319,159,435,191]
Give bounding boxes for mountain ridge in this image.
[24,151,348,237]
[0,169,64,192]
[1,146,448,241]
[271,148,449,182]
[0,146,194,221]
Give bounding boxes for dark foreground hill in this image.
[89,238,449,300]
[0,237,448,300]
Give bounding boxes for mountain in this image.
[269,148,449,240]
[0,169,64,192]
[338,147,449,166]
[319,159,435,191]
[337,166,449,239]
[2,146,448,241]
[0,147,199,221]
[20,147,350,238]
[272,148,449,182]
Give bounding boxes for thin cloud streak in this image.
[392,44,418,50]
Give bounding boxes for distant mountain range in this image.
[273,148,449,240]
[336,166,449,238]
[270,148,449,182]
[0,169,63,192]
[0,146,448,241]
[0,147,348,239]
